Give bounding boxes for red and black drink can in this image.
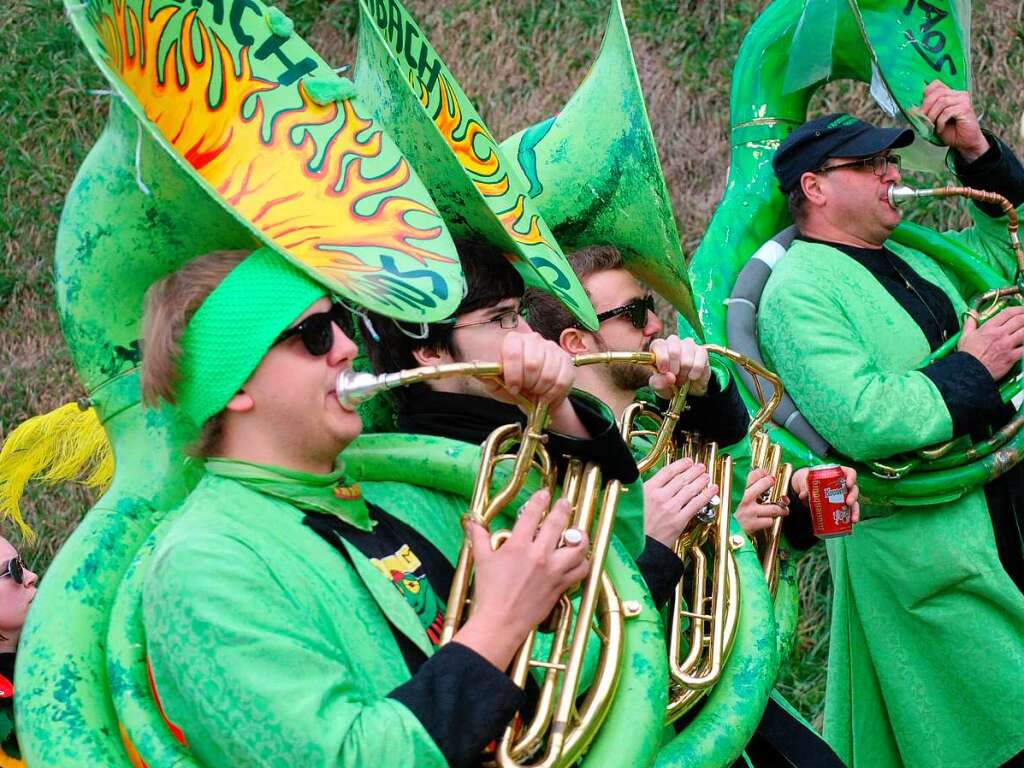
[807,464,852,538]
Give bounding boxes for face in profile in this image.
[0,536,37,646]
[229,297,364,468]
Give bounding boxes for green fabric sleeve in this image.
[759,272,952,461]
[143,529,448,768]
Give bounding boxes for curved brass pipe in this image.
[337,357,658,768]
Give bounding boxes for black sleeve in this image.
[921,351,1004,437]
[635,536,686,610]
[545,394,640,484]
[781,490,818,552]
[661,376,750,447]
[952,130,1024,217]
[388,642,526,768]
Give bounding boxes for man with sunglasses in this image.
[140,248,593,768]
[525,245,856,768]
[760,81,1024,767]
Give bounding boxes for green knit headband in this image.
[176,248,328,427]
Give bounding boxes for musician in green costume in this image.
[526,245,861,768]
[759,82,1024,767]
[140,248,593,768]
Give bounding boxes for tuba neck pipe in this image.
[888,183,1024,275]
[335,362,502,410]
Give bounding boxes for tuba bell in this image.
[499,0,701,335]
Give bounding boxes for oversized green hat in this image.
[66,0,463,321]
[353,0,600,330]
[499,0,702,336]
[783,0,971,145]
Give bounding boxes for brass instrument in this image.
[336,361,630,768]
[588,346,790,720]
[749,432,794,598]
[888,184,1024,276]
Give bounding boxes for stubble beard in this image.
[595,333,651,393]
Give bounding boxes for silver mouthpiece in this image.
[887,184,920,207]
[335,369,395,410]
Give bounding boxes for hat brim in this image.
[829,126,915,160]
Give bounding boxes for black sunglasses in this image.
[594,294,655,330]
[272,302,355,356]
[0,557,25,586]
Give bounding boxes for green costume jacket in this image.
[143,469,475,767]
[759,207,1024,767]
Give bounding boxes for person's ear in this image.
[801,171,827,207]
[559,327,590,355]
[412,344,446,367]
[225,391,255,413]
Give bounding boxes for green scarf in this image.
[205,457,373,532]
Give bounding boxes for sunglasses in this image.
[0,557,25,586]
[272,302,355,357]
[594,294,655,330]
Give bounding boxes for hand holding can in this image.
[807,464,855,538]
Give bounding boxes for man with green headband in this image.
[140,247,592,768]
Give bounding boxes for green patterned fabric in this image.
[758,207,1024,768]
[177,248,327,428]
[204,458,372,531]
[143,471,465,767]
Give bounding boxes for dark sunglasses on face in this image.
[272,302,355,357]
[594,294,656,330]
[0,557,25,586]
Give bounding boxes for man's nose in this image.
[644,310,663,337]
[328,321,359,366]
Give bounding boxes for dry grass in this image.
[1,0,1022,725]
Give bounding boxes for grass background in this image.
[1,0,1022,727]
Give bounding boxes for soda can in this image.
[807,464,852,538]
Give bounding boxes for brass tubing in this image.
[336,361,502,409]
[888,184,1023,274]
[673,454,734,688]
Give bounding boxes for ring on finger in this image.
[560,528,584,547]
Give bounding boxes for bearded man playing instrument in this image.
[139,248,592,768]
[760,80,1024,767]
[525,245,858,768]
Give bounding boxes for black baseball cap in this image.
[772,113,914,193]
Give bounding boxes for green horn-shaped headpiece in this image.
[68,0,463,323]
[353,0,599,330]
[499,0,701,335]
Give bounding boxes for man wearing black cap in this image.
[759,81,1024,768]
